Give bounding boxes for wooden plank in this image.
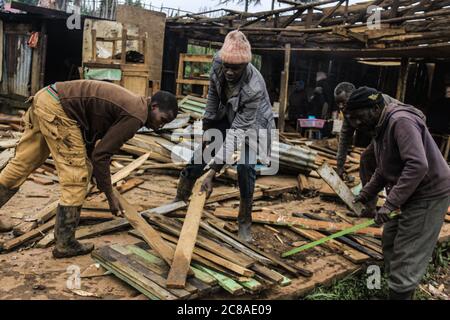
[251,264,284,284]
[111,153,150,183]
[297,174,311,192]
[36,217,129,248]
[93,247,177,300]
[317,163,364,216]
[1,218,56,251]
[262,185,297,197]
[108,245,193,299]
[160,232,255,277]
[128,229,234,278]
[166,173,208,288]
[278,43,291,133]
[238,278,264,292]
[192,264,244,295]
[116,178,144,193]
[213,208,382,237]
[149,216,255,268]
[290,227,371,264]
[113,189,174,266]
[205,218,312,277]
[141,201,186,216]
[94,258,159,300]
[126,244,217,286]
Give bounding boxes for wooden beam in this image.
[213,208,383,237]
[281,8,306,28]
[149,216,255,267]
[166,172,209,288]
[396,57,410,102]
[278,43,291,133]
[113,189,175,266]
[1,218,56,252]
[205,217,313,277]
[314,0,345,27]
[160,232,255,277]
[317,163,364,216]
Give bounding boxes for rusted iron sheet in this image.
[1,32,32,97]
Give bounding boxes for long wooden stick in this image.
[282,212,398,257]
[113,189,175,266]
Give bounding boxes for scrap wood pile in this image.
[0,103,449,300]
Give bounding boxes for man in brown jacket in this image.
[0,80,178,258]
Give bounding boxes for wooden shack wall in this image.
[116,5,166,82]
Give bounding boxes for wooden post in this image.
[121,28,127,65]
[306,8,313,28]
[396,57,410,102]
[390,0,400,18]
[278,43,291,133]
[91,29,97,62]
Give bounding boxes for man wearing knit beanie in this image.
[174,30,275,242]
[346,87,450,300]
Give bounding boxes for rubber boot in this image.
[389,288,415,300]
[52,205,94,259]
[0,184,18,232]
[174,169,196,202]
[238,198,253,242]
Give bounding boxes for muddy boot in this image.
[238,198,253,242]
[52,205,94,259]
[0,184,19,232]
[389,288,415,300]
[174,169,196,202]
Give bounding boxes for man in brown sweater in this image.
[0,80,178,258]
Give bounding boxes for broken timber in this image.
[282,212,398,257]
[113,189,175,266]
[317,163,364,216]
[214,208,382,237]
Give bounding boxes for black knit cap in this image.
[345,86,384,112]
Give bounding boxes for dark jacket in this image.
[336,94,399,170]
[204,55,275,171]
[360,102,450,211]
[56,80,149,196]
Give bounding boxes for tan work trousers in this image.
[0,87,91,206]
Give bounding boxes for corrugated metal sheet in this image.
[1,32,32,97]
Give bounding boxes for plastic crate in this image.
[298,118,326,129]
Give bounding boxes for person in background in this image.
[288,80,308,128]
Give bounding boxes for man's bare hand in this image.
[107,193,124,217]
[200,170,216,199]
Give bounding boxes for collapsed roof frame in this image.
[167,0,450,58]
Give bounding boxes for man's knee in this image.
[60,182,89,206]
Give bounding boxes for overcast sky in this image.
[145,0,366,14]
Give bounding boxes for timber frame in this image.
[167,0,450,57]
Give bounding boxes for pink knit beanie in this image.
[219,30,252,65]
